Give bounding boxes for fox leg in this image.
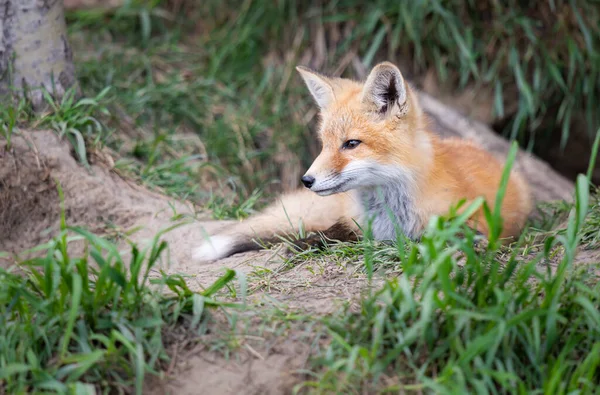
[192,189,361,261]
[287,220,361,253]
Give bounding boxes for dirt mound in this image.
[0,137,58,250]
[153,335,311,395]
[0,131,207,260]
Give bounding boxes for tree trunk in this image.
[0,0,77,111]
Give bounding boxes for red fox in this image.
[192,61,533,261]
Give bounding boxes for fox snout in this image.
[300,170,345,196]
[301,153,330,192]
[301,175,315,188]
[301,153,353,196]
[300,169,330,194]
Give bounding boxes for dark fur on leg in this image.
[222,221,359,258]
[287,221,360,253]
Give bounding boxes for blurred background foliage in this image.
[64,0,600,211]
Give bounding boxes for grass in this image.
[0,100,27,151]
[307,245,600,392]
[0,193,240,393]
[0,86,110,168]
[580,188,600,250]
[1,1,600,393]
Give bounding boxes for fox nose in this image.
[301,175,315,188]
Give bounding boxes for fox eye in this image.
[341,139,362,150]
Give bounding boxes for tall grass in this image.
[63,0,599,213]
[199,0,600,149]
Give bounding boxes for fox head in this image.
[296,61,431,196]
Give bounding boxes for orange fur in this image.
[423,138,532,238]
[192,62,533,262]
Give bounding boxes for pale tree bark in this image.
[0,0,77,111]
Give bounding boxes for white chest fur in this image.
[354,182,422,241]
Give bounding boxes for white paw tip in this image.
[192,235,234,262]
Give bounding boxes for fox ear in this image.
[296,66,335,109]
[361,62,408,117]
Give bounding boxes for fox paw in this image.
[191,235,235,262]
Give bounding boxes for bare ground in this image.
[1,125,597,394]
